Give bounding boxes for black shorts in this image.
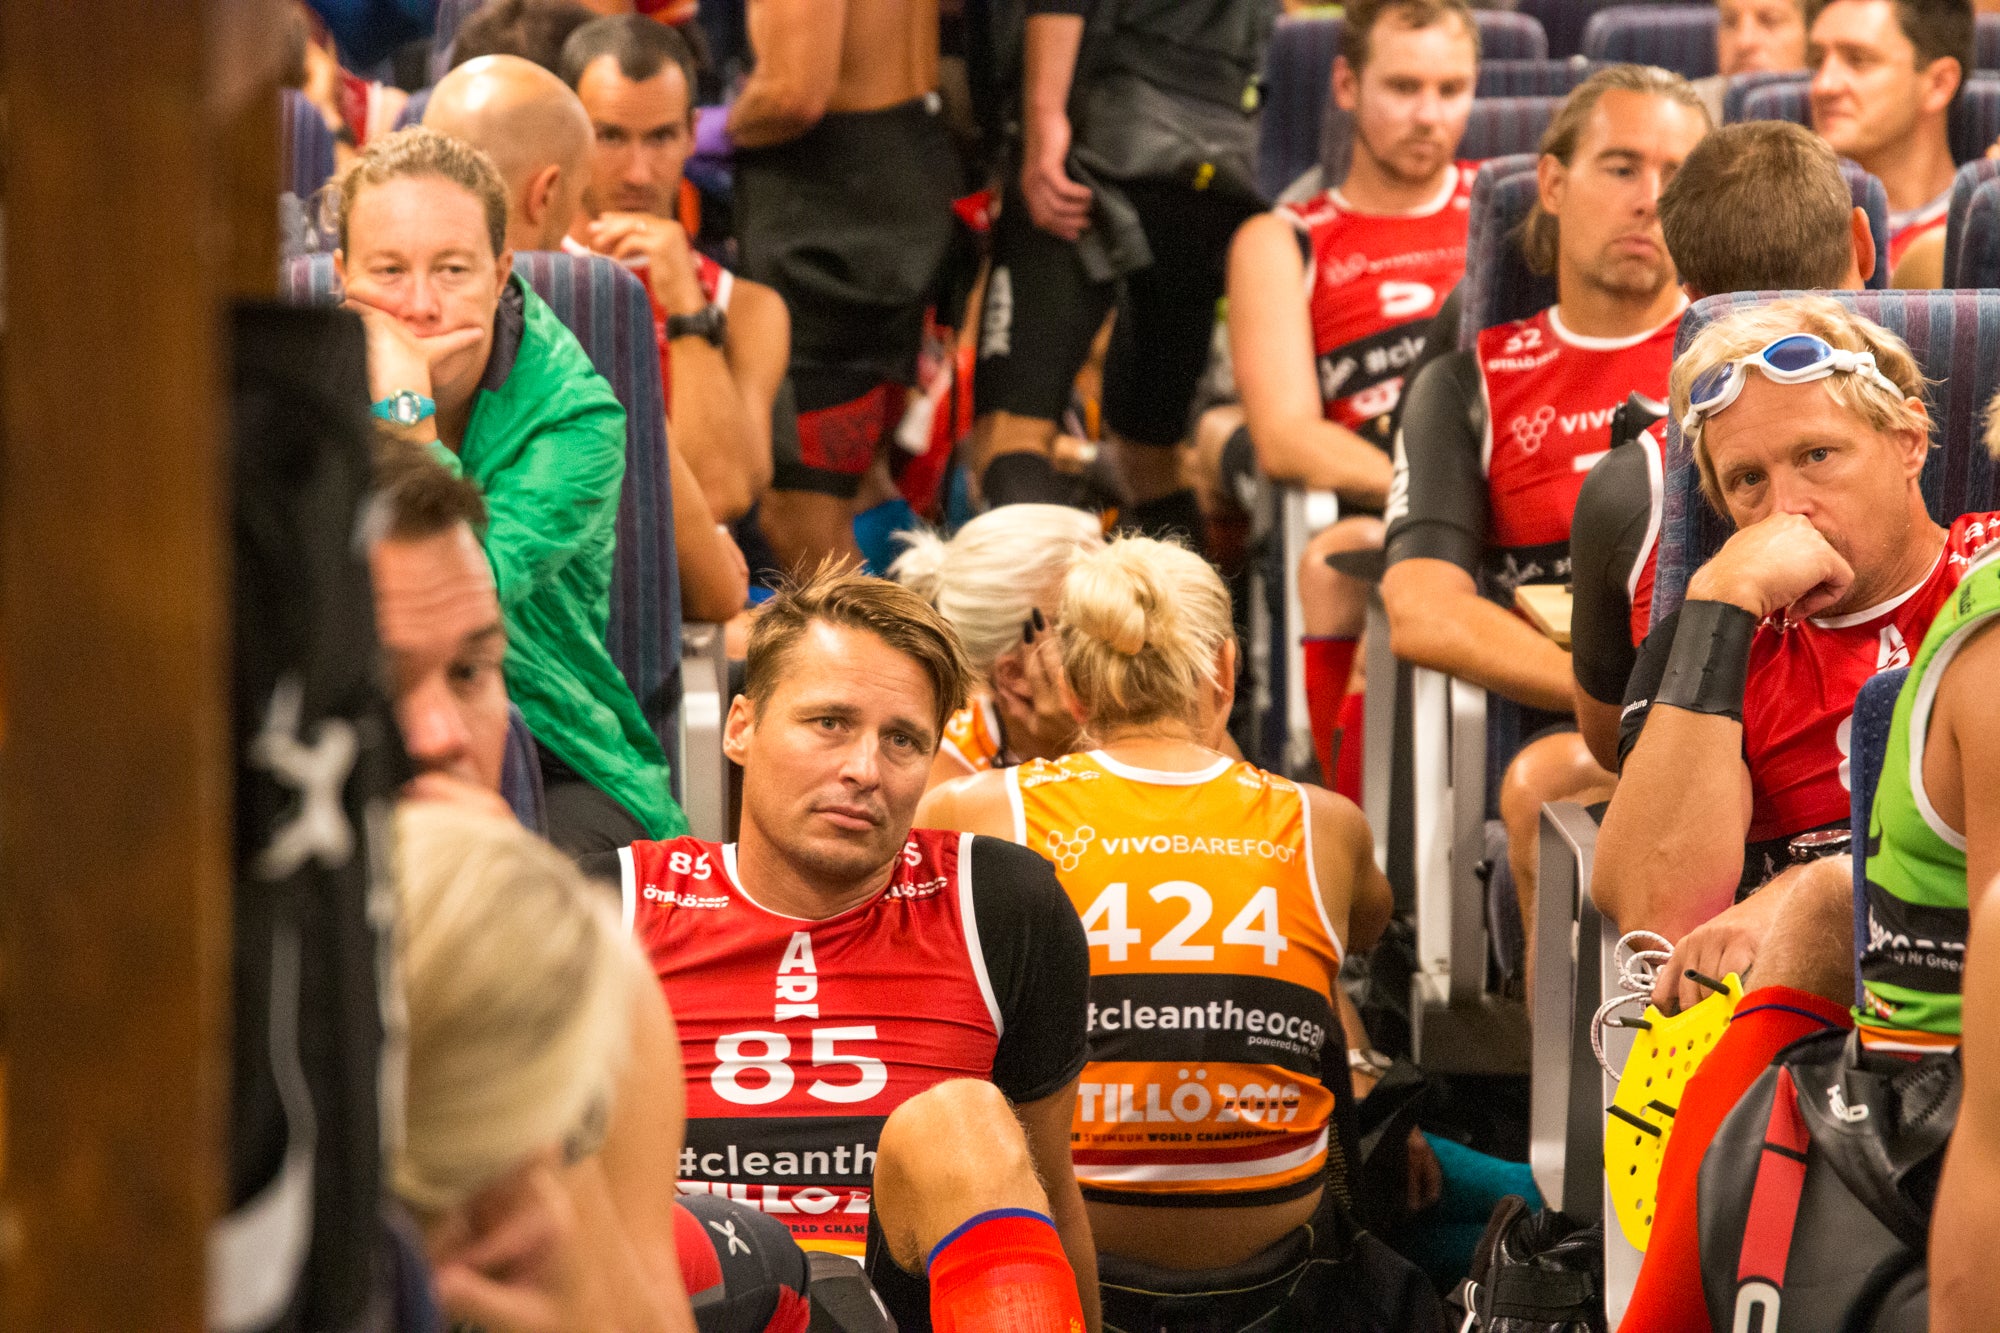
[676,1193,812,1333]
[976,178,1258,447]
[736,95,959,452]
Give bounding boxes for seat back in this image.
[395,86,432,132]
[500,704,548,835]
[1479,56,1604,97]
[1580,5,1718,78]
[1742,74,2000,163]
[1259,12,1554,199]
[1459,155,1556,347]
[1943,157,2000,286]
[1477,11,1553,60]
[1654,290,2000,628]
[1721,70,1808,122]
[1849,666,1907,1001]
[281,88,337,205]
[1520,0,1622,59]
[1980,13,2000,70]
[1461,95,1564,161]
[1838,160,1895,291]
[428,0,485,84]
[280,251,685,796]
[1259,13,1341,202]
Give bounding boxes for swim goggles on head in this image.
[1680,333,1905,440]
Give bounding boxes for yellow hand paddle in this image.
[1601,959,1742,1252]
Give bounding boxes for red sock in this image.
[1334,690,1365,803]
[1303,636,1359,788]
[1617,986,1851,1333]
[927,1208,1085,1333]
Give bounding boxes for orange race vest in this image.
[939,694,1005,774]
[1009,750,1351,1207]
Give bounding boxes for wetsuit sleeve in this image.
[1386,280,1462,443]
[1383,347,1487,575]
[1570,445,1655,705]
[968,836,1091,1104]
[1618,605,1680,765]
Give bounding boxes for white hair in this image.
[888,504,1104,681]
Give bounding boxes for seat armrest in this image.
[677,622,731,843]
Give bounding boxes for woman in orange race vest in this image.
[919,535,1436,1325]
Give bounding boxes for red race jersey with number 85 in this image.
[619,830,1001,1255]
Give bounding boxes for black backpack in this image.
[1450,1196,1606,1333]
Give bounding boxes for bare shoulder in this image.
[1230,210,1306,276]
[916,767,1016,839]
[1301,781,1373,858]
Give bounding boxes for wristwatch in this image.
[371,390,436,427]
[667,302,727,347]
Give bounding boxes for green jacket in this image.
[436,277,684,838]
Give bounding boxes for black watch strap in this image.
[666,302,726,346]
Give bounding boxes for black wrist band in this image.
[1654,598,1756,721]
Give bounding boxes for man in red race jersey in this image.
[1206,0,1481,790]
[1381,65,1709,953]
[587,566,1098,1333]
[1567,120,1874,770]
[1806,0,1969,283]
[1596,296,2000,1332]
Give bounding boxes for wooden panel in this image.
[0,0,282,1325]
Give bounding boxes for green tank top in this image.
[1857,546,2000,1039]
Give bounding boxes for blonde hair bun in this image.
[1059,536,1232,730]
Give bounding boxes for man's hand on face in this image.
[1687,511,1855,622]
[587,212,708,318]
[344,299,486,416]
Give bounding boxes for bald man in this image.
[424,54,592,252]
[425,53,753,623]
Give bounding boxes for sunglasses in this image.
[1681,333,1904,442]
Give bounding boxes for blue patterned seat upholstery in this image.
[1849,667,1907,997]
[428,0,485,83]
[1520,0,1623,59]
[1479,57,1604,97]
[1458,156,1557,347]
[1837,160,1894,291]
[395,87,432,132]
[280,251,685,799]
[1259,12,1553,199]
[1743,75,2000,163]
[1580,5,1718,78]
[1943,158,2000,286]
[281,88,338,205]
[1721,70,1806,123]
[1654,290,2000,630]
[1476,12,1553,61]
[1461,96,1563,162]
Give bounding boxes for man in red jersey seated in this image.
[1567,119,1874,772]
[584,566,1098,1333]
[560,15,792,531]
[1201,0,1480,791]
[1596,295,2000,1331]
[1806,0,1968,287]
[1382,66,1709,964]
